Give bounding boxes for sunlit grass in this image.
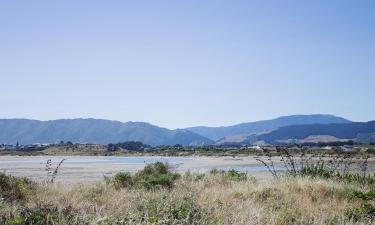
[1,162,374,225]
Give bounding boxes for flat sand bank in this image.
[0,156,273,184]
[2,155,373,184]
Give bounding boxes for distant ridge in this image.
[0,115,357,146]
[187,114,351,141]
[0,118,212,146]
[258,120,375,144]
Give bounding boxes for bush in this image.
[209,168,220,175]
[136,173,176,189]
[112,162,180,190]
[209,169,248,181]
[137,161,170,176]
[225,169,248,181]
[112,172,133,189]
[0,173,35,202]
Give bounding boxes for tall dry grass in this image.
[1,170,373,225]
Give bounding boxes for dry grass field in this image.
[1,160,374,225]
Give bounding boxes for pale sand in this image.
[3,156,372,184]
[0,156,274,184]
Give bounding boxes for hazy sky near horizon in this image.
[1,1,374,129]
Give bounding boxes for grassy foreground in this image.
[1,163,374,225]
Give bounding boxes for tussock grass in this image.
[0,162,374,225]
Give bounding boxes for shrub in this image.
[112,162,180,190]
[225,169,248,181]
[209,168,219,175]
[136,173,177,189]
[209,168,248,181]
[112,172,133,189]
[0,173,35,202]
[137,161,170,176]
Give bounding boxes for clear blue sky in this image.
[1,0,374,129]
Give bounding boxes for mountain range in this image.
[0,114,374,146]
[186,114,351,141]
[258,120,375,144]
[0,119,212,146]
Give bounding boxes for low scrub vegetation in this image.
[209,168,249,181]
[111,162,180,189]
[0,173,35,202]
[0,162,374,225]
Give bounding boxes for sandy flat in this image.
[0,156,274,184]
[2,155,373,184]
